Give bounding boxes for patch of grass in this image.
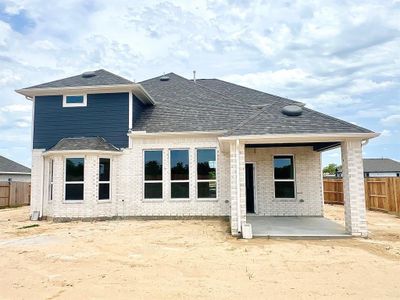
[17,224,39,229]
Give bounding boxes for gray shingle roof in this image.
[26,69,133,89]
[135,73,372,136]
[0,156,31,173]
[363,158,400,173]
[48,137,120,152]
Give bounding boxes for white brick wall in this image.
[37,135,231,219]
[341,139,368,236]
[31,149,45,217]
[245,146,323,217]
[125,135,230,217]
[32,137,324,228]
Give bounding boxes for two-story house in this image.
[16,69,377,237]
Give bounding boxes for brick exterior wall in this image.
[341,139,368,236]
[245,146,323,217]
[39,135,231,219]
[31,149,45,216]
[32,136,328,237]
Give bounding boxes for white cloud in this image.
[1,104,31,112]
[382,115,400,127]
[0,0,399,165]
[380,129,392,137]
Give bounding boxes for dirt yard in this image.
[0,205,399,299]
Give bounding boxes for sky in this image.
[0,0,399,168]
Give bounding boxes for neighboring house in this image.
[16,69,378,237]
[0,155,31,182]
[337,158,400,178]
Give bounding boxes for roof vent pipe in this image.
[193,70,196,83]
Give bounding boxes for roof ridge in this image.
[208,78,301,105]
[97,69,134,83]
[227,103,273,135]
[193,81,254,108]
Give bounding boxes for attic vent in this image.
[160,75,170,81]
[282,105,303,116]
[82,71,96,78]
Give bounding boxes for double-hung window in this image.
[170,149,189,199]
[144,150,163,199]
[197,149,217,199]
[63,95,87,107]
[273,155,296,199]
[65,158,84,201]
[49,159,54,201]
[99,158,111,200]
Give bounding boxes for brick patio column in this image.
[341,139,368,236]
[31,149,45,218]
[229,140,246,235]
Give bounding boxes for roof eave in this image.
[43,149,122,156]
[16,84,138,98]
[219,132,380,143]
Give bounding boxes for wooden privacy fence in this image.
[0,182,31,208]
[324,178,400,214]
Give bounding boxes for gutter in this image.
[16,83,155,106]
[219,132,380,143]
[42,149,123,157]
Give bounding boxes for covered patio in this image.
[220,133,377,238]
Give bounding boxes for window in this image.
[49,159,54,201]
[197,149,217,198]
[99,158,111,200]
[170,150,189,199]
[65,158,84,201]
[144,150,163,199]
[63,95,87,107]
[273,155,295,199]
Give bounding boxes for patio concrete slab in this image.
[246,216,350,238]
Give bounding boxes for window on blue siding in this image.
[63,95,87,107]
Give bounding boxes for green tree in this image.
[323,163,340,175]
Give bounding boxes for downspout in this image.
[362,139,369,147]
[236,139,241,233]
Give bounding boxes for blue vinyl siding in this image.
[34,93,129,149]
[133,95,146,125]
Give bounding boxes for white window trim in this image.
[143,149,164,201]
[98,157,111,202]
[273,154,296,201]
[64,157,85,203]
[48,159,54,202]
[196,147,218,201]
[63,94,87,107]
[170,148,190,200]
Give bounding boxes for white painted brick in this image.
[341,140,368,236]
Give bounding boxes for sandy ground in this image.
[0,205,399,299]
